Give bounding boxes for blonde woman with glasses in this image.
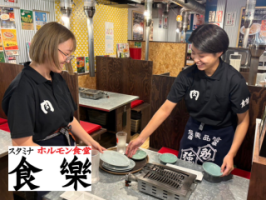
[2,22,105,199]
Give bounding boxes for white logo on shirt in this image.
[190,90,200,101]
[40,100,54,114]
[240,97,249,108]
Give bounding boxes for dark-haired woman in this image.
[126,24,250,176]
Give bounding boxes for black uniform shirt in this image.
[2,62,77,141]
[167,59,250,128]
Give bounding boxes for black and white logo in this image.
[190,90,200,101]
[40,100,54,114]
[240,97,249,108]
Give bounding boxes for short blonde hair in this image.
[29,22,76,74]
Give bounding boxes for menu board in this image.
[1,29,18,50]
[193,14,204,30]
[237,7,266,47]
[0,8,16,29]
[85,57,89,72]
[0,52,5,63]
[21,9,34,30]
[132,11,144,41]
[76,57,85,73]
[117,43,129,58]
[35,11,47,31]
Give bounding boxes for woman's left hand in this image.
[91,141,106,153]
[221,154,234,176]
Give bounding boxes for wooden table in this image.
[79,91,138,142]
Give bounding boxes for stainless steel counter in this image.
[79,91,139,112]
[44,149,249,200]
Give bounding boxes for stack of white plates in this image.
[100,151,135,172]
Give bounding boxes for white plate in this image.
[100,150,130,167]
[102,159,135,172]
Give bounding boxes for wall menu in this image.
[21,9,34,30]
[237,7,266,47]
[35,11,47,31]
[1,29,18,50]
[132,11,144,41]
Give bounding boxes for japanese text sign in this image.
[8,146,92,191]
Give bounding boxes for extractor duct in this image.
[170,0,205,15]
[84,0,96,77]
[105,0,141,8]
[60,0,73,29]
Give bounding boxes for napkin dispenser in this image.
[230,52,242,71]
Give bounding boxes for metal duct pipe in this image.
[145,0,152,61]
[84,0,96,77]
[243,0,256,48]
[60,0,72,29]
[170,0,205,15]
[177,8,189,41]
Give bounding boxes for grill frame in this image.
[134,163,197,200]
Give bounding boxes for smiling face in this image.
[47,38,74,73]
[191,44,223,76]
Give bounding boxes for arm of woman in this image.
[12,136,39,146]
[126,100,177,157]
[221,110,249,176]
[69,117,106,153]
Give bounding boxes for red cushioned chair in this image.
[158,147,179,156]
[131,100,151,133]
[0,122,10,132]
[0,118,7,125]
[131,100,144,109]
[79,120,107,142]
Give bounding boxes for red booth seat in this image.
[0,118,7,125]
[0,123,10,132]
[158,147,179,156]
[131,100,144,109]
[0,121,103,137]
[80,120,102,135]
[231,168,251,179]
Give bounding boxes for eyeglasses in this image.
[58,49,75,62]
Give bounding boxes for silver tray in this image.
[79,88,104,100]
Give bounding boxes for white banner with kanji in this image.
[8,146,92,191]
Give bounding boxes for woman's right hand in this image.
[126,137,145,158]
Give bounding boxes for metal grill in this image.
[126,163,197,200]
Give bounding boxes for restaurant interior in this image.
[1,0,266,199]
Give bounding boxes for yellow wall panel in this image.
[55,0,128,73]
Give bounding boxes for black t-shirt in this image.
[167,59,250,128]
[2,62,77,141]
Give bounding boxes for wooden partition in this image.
[0,63,80,120]
[150,75,189,151]
[150,74,266,171]
[96,57,153,103]
[61,71,79,121]
[0,63,23,119]
[247,120,266,199]
[128,41,187,77]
